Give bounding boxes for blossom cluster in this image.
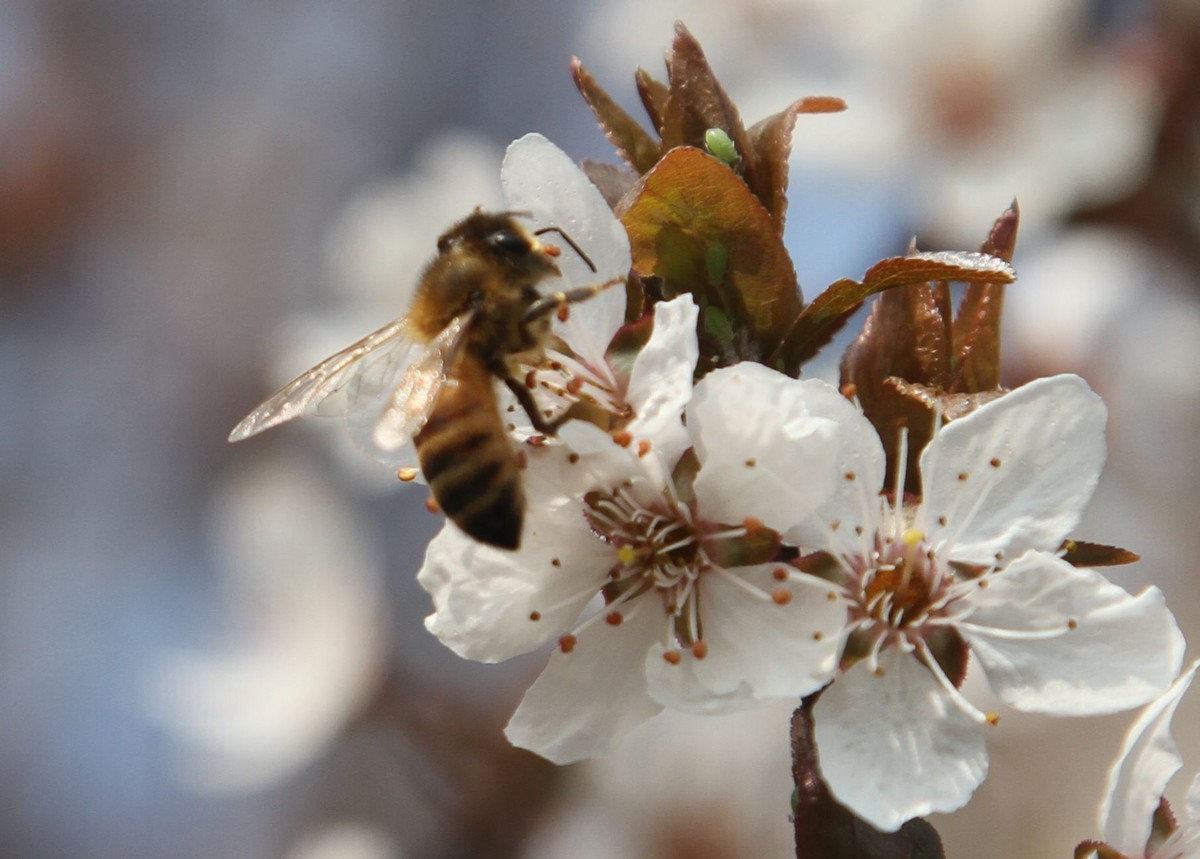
[226,23,1192,852]
[414,133,1184,834]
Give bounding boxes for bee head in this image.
[437,210,561,281]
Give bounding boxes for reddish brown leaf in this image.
[621,146,802,362]
[951,202,1021,392]
[571,57,661,174]
[1060,539,1141,567]
[746,100,805,233]
[580,159,638,211]
[635,67,670,136]
[796,95,849,113]
[660,23,761,194]
[779,251,1014,374]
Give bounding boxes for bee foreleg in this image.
[521,276,625,324]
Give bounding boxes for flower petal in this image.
[777,390,886,560]
[1100,660,1198,856]
[645,565,846,713]
[418,445,623,662]
[960,552,1184,715]
[920,374,1106,565]
[505,599,664,763]
[813,648,988,832]
[501,133,630,373]
[689,366,855,534]
[623,294,699,466]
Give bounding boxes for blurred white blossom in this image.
[145,456,386,793]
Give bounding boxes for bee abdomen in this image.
[415,371,524,550]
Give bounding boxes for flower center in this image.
[583,484,706,646]
[853,528,948,633]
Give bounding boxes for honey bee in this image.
[229,209,618,550]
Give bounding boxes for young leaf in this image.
[778,251,1015,374]
[571,57,661,174]
[659,23,762,196]
[747,96,848,235]
[1060,540,1140,567]
[635,67,669,136]
[950,201,1021,392]
[621,146,803,362]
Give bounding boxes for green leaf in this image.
[703,304,734,342]
[571,57,661,174]
[621,146,803,362]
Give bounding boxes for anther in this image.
[692,640,709,660]
[606,611,624,626]
[396,467,419,482]
[772,588,792,606]
[663,649,682,665]
[425,497,441,515]
[559,634,577,653]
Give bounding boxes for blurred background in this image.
[3,0,1199,856]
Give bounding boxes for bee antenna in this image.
[533,226,597,273]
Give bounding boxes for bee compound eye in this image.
[488,229,530,256]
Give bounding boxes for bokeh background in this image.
[4,0,1200,856]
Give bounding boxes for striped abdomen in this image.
[415,357,524,549]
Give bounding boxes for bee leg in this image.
[521,276,625,324]
[501,372,563,436]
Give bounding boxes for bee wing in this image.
[228,315,416,442]
[358,312,472,455]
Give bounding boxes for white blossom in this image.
[144,457,386,792]
[791,374,1185,831]
[419,362,851,763]
[1101,660,1200,859]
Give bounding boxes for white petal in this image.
[960,553,1184,715]
[778,389,886,559]
[646,565,846,713]
[689,366,855,534]
[920,374,1106,565]
[1100,660,1199,856]
[813,649,988,832]
[501,133,630,372]
[623,294,699,466]
[1188,772,1200,826]
[505,600,664,763]
[417,445,623,662]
